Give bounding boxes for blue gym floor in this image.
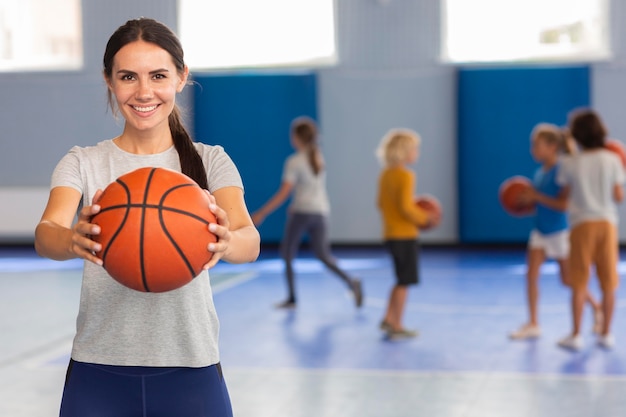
[1,245,626,416]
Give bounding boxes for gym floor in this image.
[1,245,625,417]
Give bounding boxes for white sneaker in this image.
[597,334,615,349]
[509,324,541,340]
[557,334,583,351]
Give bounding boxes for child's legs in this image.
[279,213,310,301]
[385,285,409,329]
[526,246,545,326]
[546,229,601,312]
[384,240,419,329]
[568,223,594,335]
[591,221,620,335]
[307,214,352,286]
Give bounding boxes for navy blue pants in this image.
[59,360,233,417]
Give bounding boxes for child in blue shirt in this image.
[510,123,602,340]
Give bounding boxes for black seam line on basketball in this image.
[157,183,203,280]
[98,204,209,225]
[100,179,132,269]
[140,168,158,292]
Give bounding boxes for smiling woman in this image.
[34,17,259,417]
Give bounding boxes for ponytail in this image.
[292,116,324,176]
[169,107,209,189]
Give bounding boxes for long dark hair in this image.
[103,18,208,189]
[291,117,323,176]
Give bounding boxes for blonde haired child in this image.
[376,129,440,340]
[510,123,602,340]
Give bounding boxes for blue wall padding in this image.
[457,66,590,243]
[192,72,318,243]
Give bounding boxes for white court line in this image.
[225,366,626,381]
[211,271,259,293]
[363,296,626,314]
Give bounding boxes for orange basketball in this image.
[499,176,535,217]
[605,139,626,167]
[415,194,442,231]
[92,167,217,293]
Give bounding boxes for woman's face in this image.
[106,40,188,135]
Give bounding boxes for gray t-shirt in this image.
[282,151,330,214]
[557,149,625,226]
[51,139,243,367]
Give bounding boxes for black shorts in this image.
[386,239,420,286]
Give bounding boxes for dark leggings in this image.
[280,212,353,302]
[59,359,233,417]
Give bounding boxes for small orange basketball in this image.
[92,167,217,293]
[605,139,626,168]
[499,176,535,217]
[415,194,442,231]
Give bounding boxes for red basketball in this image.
[92,167,217,293]
[499,176,535,217]
[415,194,442,231]
[605,139,626,168]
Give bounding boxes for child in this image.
[376,128,440,340]
[556,109,624,350]
[509,123,602,340]
[34,18,259,416]
[251,116,363,309]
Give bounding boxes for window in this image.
[178,0,336,70]
[0,0,82,71]
[441,0,610,64]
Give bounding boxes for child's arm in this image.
[614,183,624,203]
[399,176,430,227]
[251,181,294,225]
[519,187,568,212]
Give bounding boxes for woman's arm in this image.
[250,182,294,225]
[34,186,104,265]
[203,186,260,268]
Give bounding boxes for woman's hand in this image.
[70,189,104,266]
[203,191,231,269]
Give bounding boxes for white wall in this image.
[321,0,457,243]
[592,0,626,239]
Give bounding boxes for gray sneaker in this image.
[351,279,363,308]
[387,328,419,340]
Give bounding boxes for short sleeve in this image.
[281,155,298,185]
[555,156,571,186]
[50,146,84,194]
[196,144,244,192]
